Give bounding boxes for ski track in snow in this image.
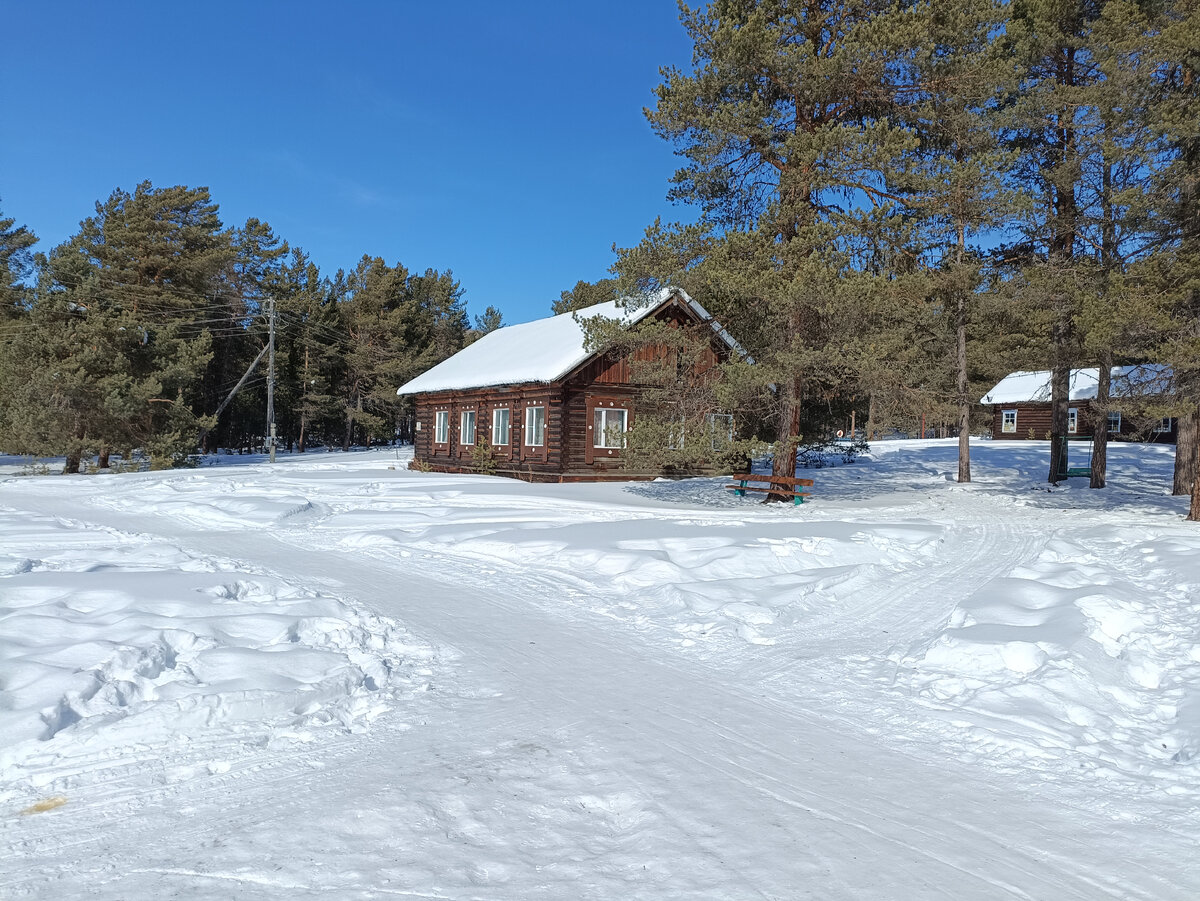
[1,440,1198,899]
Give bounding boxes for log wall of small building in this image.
[413,400,431,459]
[991,404,1055,439]
[991,403,1177,442]
[561,384,638,475]
[411,386,569,478]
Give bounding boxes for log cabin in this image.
[981,366,1176,442]
[396,287,748,481]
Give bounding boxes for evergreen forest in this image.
[589,0,1199,518]
[0,183,496,471]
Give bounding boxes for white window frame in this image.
[1154,417,1172,434]
[524,406,545,447]
[1002,409,1017,434]
[1107,411,1121,433]
[1067,407,1078,434]
[492,407,510,446]
[459,410,476,445]
[434,410,449,444]
[593,407,628,449]
[707,413,734,450]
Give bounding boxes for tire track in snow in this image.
[4,483,1193,900]
[263,530,1178,901]
[736,494,1053,691]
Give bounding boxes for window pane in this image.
[492,408,510,445]
[594,408,627,448]
[613,409,627,446]
[1107,411,1121,433]
[1067,408,1077,434]
[525,407,545,446]
[707,413,733,449]
[435,411,448,443]
[460,411,476,444]
[669,415,685,450]
[1002,410,1017,433]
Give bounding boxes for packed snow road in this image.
[2,440,1198,899]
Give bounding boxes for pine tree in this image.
[201,218,289,451]
[0,201,36,320]
[334,259,468,450]
[469,306,504,340]
[1002,0,1106,483]
[1071,1,1170,488]
[0,203,38,453]
[24,182,231,469]
[1142,0,1200,516]
[274,249,342,451]
[641,0,920,490]
[552,278,620,314]
[894,0,1018,481]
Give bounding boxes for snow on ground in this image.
[2,439,1199,899]
[0,500,441,795]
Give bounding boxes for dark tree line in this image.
[596,0,1200,518]
[0,183,475,470]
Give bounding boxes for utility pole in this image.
[267,294,277,463]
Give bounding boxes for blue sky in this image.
[1,1,698,325]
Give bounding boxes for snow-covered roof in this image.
[397,287,748,395]
[981,365,1172,405]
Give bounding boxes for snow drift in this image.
[0,506,438,788]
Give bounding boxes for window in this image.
[525,406,545,446]
[434,410,449,444]
[668,415,685,450]
[492,408,510,446]
[593,407,628,449]
[1107,411,1121,433]
[1154,417,1173,433]
[707,413,734,450]
[460,410,476,445]
[1067,408,1078,434]
[1002,410,1017,434]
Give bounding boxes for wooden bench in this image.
[725,473,815,505]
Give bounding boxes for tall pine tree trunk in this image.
[955,224,971,483]
[1189,411,1200,521]
[343,384,359,452]
[1048,361,1070,482]
[1091,163,1116,491]
[1176,118,1199,503]
[770,375,803,500]
[63,416,84,474]
[956,327,970,482]
[1174,407,1198,496]
[1090,360,1109,489]
[1045,44,1079,486]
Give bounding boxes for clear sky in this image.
[1,1,699,325]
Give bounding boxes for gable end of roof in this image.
[396,287,748,395]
